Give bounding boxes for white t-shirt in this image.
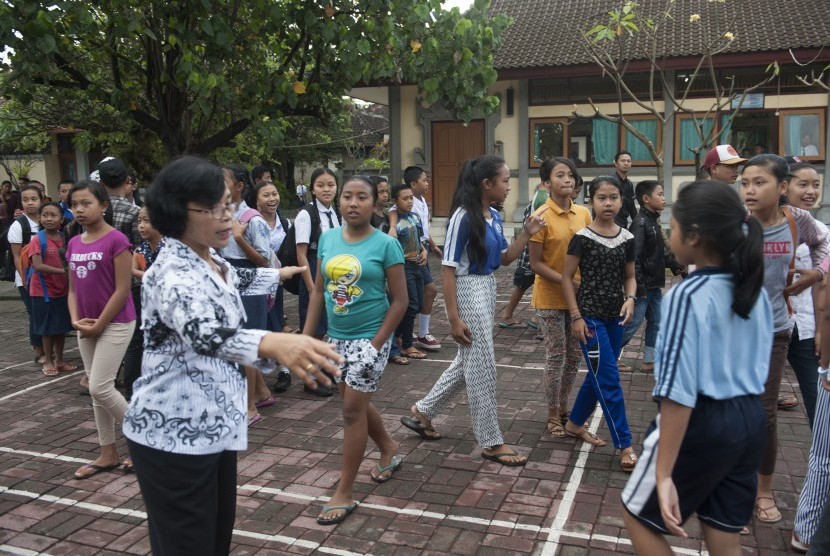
[294,199,340,249]
[792,219,830,339]
[8,215,41,287]
[412,195,430,241]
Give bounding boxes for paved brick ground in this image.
[0,263,813,555]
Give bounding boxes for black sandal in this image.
[400,416,442,440]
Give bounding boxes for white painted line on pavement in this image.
[0,446,90,464]
[0,485,364,556]
[0,545,40,556]
[0,370,83,402]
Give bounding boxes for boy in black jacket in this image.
[620,181,686,372]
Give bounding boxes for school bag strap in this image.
[782,206,798,317]
[23,230,50,302]
[238,207,262,224]
[17,215,32,245]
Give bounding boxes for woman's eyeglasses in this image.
[187,202,238,220]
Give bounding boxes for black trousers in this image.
[122,285,142,399]
[127,440,237,556]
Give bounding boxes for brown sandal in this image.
[565,427,607,447]
[545,419,567,437]
[620,448,638,472]
[755,496,782,523]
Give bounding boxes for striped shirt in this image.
[653,267,773,408]
[443,207,508,276]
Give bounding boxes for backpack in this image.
[20,229,51,302]
[277,202,340,295]
[3,215,32,282]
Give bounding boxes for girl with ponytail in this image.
[400,155,546,466]
[622,180,773,553]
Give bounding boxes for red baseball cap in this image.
[704,144,747,170]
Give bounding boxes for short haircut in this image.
[245,179,278,209]
[390,183,412,201]
[39,201,63,215]
[634,180,662,206]
[403,166,425,186]
[614,150,631,162]
[251,165,270,182]
[147,156,226,239]
[59,179,75,188]
[20,184,44,200]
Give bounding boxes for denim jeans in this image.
[621,287,662,363]
[396,261,424,350]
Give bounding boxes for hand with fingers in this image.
[259,333,343,389]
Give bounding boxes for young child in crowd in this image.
[400,155,546,467]
[622,180,771,555]
[304,176,407,526]
[67,180,136,479]
[388,166,442,352]
[528,158,592,437]
[389,183,428,361]
[28,202,74,376]
[371,175,391,230]
[739,154,828,524]
[9,184,44,364]
[561,175,637,470]
[620,181,685,372]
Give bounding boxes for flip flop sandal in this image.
[778,394,799,410]
[497,321,527,329]
[565,428,607,447]
[388,355,410,365]
[400,416,442,440]
[481,449,527,467]
[122,461,134,473]
[56,363,79,372]
[620,449,638,472]
[545,419,567,438]
[401,349,427,359]
[42,366,58,377]
[755,496,782,523]
[247,414,263,427]
[618,363,633,372]
[255,397,275,409]
[370,455,403,483]
[74,462,120,480]
[316,502,358,525]
[528,321,539,329]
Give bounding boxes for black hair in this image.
[403,166,426,186]
[342,175,378,202]
[308,168,338,200]
[391,183,412,201]
[39,201,63,215]
[68,180,114,225]
[371,175,389,185]
[788,161,815,176]
[245,180,279,210]
[250,165,271,182]
[634,180,662,207]
[673,180,763,319]
[538,156,579,184]
[743,154,789,206]
[449,155,507,268]
[147,156,226,238]
[20,184,44,201]
[574,174,584,190]
[588,175,622,199]
[1,180,10,187]
[614,150,631,162]
[58,179,75,187]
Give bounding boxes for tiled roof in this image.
[491,0,830,70]
[350,103,388,146]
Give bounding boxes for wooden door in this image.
[431,120,485,217]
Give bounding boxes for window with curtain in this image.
[622,118,659,164]
[592,119,618,165]
[779,111,823,158]
[530,119,566,167]
[676,116,715,164]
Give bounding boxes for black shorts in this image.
[513,267,535,290]
[621,394,764,534]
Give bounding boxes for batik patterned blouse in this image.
[123,238,280,455]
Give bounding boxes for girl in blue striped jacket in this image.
[622,181,773,554]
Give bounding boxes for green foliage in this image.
[0,0,510,164]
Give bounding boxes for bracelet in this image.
[819,366,830,377]
[626,295,637,300]
[571,315,583,322]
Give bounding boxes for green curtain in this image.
[592,119,617,164]
[626,119,657,161]
[720,114,732,146]
[679,117,714,161]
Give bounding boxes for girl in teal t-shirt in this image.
[303,176,407,526]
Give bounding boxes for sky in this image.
[442,0,475,10]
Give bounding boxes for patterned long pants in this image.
[416,274,503,448]
[537,309,582,415]
[794,376,830,544]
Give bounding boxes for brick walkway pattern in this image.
[0,262,813,555]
